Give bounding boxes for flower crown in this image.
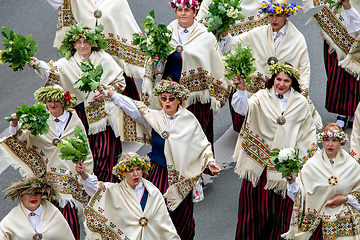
[35,86,77,108]
[58,22,108,60]
[259,0,301,17]
[153,80,190,100]
[268,62,300,80]
[170,0,200,9]
[112,155,151,179]
[4,176,59,202]
[316,130,349,146]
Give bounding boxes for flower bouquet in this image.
[222,43,256,90]
[132,10,174,70]
[57,126,90,165]
[327,0,343,14]
[0,26,42,74]
[4,103,50,136]
[203,0,245,42]
[270,147,302,181]
[73,59,105,98]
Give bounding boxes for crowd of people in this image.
[0,0,359,239]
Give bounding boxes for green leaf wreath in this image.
[57,126,90,164]
[270,147,302,181]
[132,10,174,61]
[73,59,103,98]
[4,103,50,136]
[203,0,246,42]
[0,26,41,73]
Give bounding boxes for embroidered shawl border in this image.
[57,0,72,31]
[85,182,128,240]
[230,16,269,37]
[122,114,151,144]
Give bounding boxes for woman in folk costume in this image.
[303,0,360,129]
[0,176,75,240]
[47,0,145,101]
[224,0,323,132]
[231,62,318,239]
[75,152,180,240]
[102,80,221,240]
[282,123,360,240]
[142,0,232,149]
[29,23,127,183]
[0,85,93,240]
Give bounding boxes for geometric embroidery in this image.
[86,103,106,124]
[245,72,266,94]
[229,16,269,37]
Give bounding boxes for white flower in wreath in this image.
[278,148,294,162]
[146,36,154,47]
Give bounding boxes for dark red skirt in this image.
[52,201,80,240]
[145,161,195,240]
[235,169,293,240]
[229,91,245,133]
[76,109,121,183]
[122,75,140,100]
[324,41,360,117]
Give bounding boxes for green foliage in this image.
[132,10,174,60]
[222,43,256,87]
[203,0,245,42]
[270,147,303,178]
[0,26,38,71]
[73,59,103,97]
[327,0,343,14]
[4,103,50,136]
[57,126,90,164]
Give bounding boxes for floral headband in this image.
[316,130,349,146]
[112,155,151,179]
[259,0,301,17]
[268,62,300,80]
[58,22,108,60]
[153,80,190,100]
[35,86,76,108]
[170,0,200,9]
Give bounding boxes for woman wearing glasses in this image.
[28,23,126,183]
[102,79,221,240]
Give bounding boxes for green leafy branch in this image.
[327,0,344,14]
[73,59,103,98]
[270,147,302,180]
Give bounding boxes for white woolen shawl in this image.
[136,103,214,210]
[282,149,360,240]
[84,179,180,240]
[350,103,360,163]
[0,201,75,240]
[0,109,93,216]
[54,0,145,78]
[233,87,318,195]
[45,50,125,137]
[142,20,231,113]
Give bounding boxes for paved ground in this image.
[0,0,349,239]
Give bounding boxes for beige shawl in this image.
[84,179,180,240]
[0,201,75,240]
[142,20,232,113]
[350,103,360,163]
[282,149,360,240]
[233,22,323,129]
[233,87,318,196]
[0,109,93,216]
[134,101,214,210]
[54,0,146,78]
[45,50,125,137]
[197,0,269,36]
[305,1,360,79]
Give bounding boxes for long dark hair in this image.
[265,72,301,93]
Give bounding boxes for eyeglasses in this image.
[161,96,176,102]
[75,40,91,46]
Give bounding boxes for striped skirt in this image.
[76,109,121,183]
[52,201,80,240]
[324,41,360,117]
[122,75,140,100]
[145,161,195,240]
[229,91,245,133]
[235,169,293,240]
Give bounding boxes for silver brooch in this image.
[277,116,286,125]
[33,233,42,240]
[161,131,170,139]
[175,45,183,53]
[52,137,61,146]
[267,57,278,66]
[94,10,102,18]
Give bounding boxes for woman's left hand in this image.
[208,161,221,175]
[326,195,349,208]
[93,87,106,102]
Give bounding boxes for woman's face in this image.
[123,166,143,189]
[160,93,181,116]
[322,137,341,159]
[274,72,292,95]
[176,7,196,28]
[73,37,93,59]
[46,100,64,118]
[21,192,42,212]
[268,13,287,32]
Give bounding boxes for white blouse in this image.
[344,7,360,38]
